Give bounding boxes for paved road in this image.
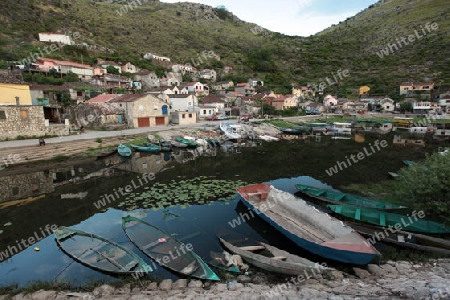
[0,120,230,149]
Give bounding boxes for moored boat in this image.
[218,236,333,276]
[295,184,406,211]
[175,137,197,148]
[122,216,219,281]
[206,138,221,147]
[146,142,171,152]
[220,122,243,140]
[236,183,380,265]
[118,144,132,157]
[279,126,312,135]
[327,205,450,234]
[54,226,152,275]
[130,143,161,153]
[346,221,450,255]
[171,140,188,148]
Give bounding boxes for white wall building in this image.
[38,33,73,45]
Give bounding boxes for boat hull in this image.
[118,144,132,157]
[130,144,160,153]
[236,184,380,265]
[122,216,219,281]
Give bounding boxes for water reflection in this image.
[0,175,330,288]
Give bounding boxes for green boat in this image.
[175,137,197,148]
[295,184,406,211]
[146,142,172,152]
[205,138,221,147]
[54,226,152,275]
[122,216,220,281]
[327,205,450,234]
[130,143,160,153]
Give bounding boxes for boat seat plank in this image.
[239,245,265,251]
[143,237,170,250]
[272,256,287,261]
[355,209,361,221]
[335,205,343,214]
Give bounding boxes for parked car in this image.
[206,115,219,121]
[217,115,230,120]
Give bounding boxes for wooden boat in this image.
[54,226,152,274]
[130,143,160,153]
[146,142,171,152]
[162,210,240,273]
[295,184,406,211]
[346,221,450,255]
[218,237,333,276]
[122,216,219,281]
[118,144,132,157]
[159,139,172,148]
[171,140,188,148]
[175,137,197,148]
[327,205,450,234]
[236,183,380,265]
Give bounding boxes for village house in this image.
[198,105,218,118]
[35,58,95,81]
[400,82,435,96]
[202,94,229,114]
[380,98,395,112]
[342,101,368,113]
[438,92,450,113]
[84,94,126,125]
[108,94,169,128]
[185,82,209,96]
[167,94,198,112]
[144,53,171,63]
[223,66,233,74]
[292,85,312,98]
[413,101,439,114]
[0,73,69,139]
[171,111,197,125]
[198,69,217,82]
[121,62,137,74]
[91,74,133,89]
[323,94,338,107]
[134,70,159,89]
[269,95,286,110]
[171,64,197,74]
[38,32,74,45]
[234,83,255,96]
[160,76,180,87]
[359,86,371,96]
[248,78,264,87]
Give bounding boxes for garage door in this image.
[155,117,165,126]
[137,117,150,127]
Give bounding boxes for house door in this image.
[162,105,168,115]
[137,117,150,127]
[155,117,165,126]
[118,115,123,124]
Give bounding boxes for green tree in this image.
[106,65,120,75]
[394,153,450,217]
[182,73,192,83]
[65,71,79,82]
[399,102,412,113]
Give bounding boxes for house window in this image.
[188,114,192,118]
[20,110,28,120]
[182,114,185,119]
[386,106,390,109]
[77,91,83,97]
[0,111,6,120]
[203,110,206,114]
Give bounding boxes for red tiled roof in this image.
[109,94,143,103]
[86,94,119,103]
[236,83,247,87]
[38,57,92,69]
[185,82,199,86]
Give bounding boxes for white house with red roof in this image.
[185,82,209,95]
[35,58,94,79]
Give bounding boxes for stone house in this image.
[98,59,122,74]
[171,111,197,125]
[0,105,47,139]
[121,62,137,74]
[235,83,255,95]
[134,70,160,89]
[380,98,395,112]
[109,94,170,128]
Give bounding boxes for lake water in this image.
[0,146,335,288]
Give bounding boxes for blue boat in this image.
[236,183,380,265]
[117,144,132,157]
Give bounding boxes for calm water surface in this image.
[0,148,335,288]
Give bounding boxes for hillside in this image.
[0,0,449,95]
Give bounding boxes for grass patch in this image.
[49,155,70,162]
[126,136,148,146]
[264,120,300,128]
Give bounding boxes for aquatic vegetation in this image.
[117,176,248,211]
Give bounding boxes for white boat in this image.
[331,122,352,134]
[195,138,209,146]
[220,122,243,140]
[259,135,279,142]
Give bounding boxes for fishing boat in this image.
[171,140,188,148]
[327,205,450,234]
[220,122,243,140]
[175,137,197,148]
[346,221,450,256]
[118,144,132,157]
[295,184,406,211]
[218,237,332,276]
[206,138,221,147]
[130,143,160,153]
[122,216,219,281]
[54,226,152,275]
[236,183,380,265]
[146,142,171,152]
[162,210,240,273]
[159,139,172,148]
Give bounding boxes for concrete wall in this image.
[0,106,47,139]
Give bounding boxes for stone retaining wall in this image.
[0,105,47,140]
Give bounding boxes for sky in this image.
[161,0,380,36]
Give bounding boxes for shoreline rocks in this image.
[4,259,450,299]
